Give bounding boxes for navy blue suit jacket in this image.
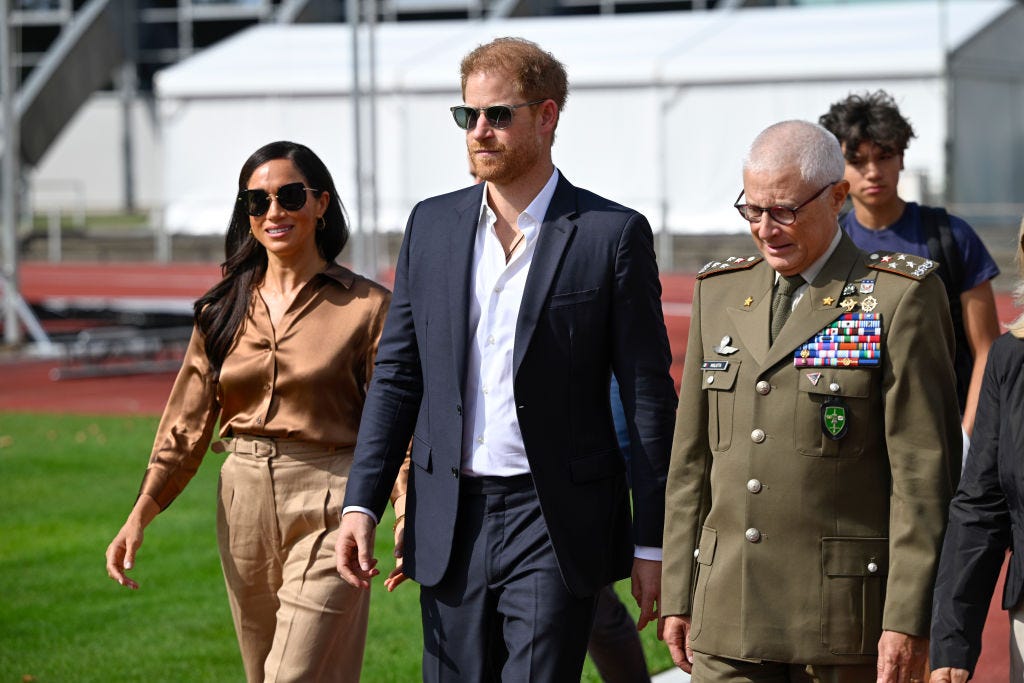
[343,174,678,596]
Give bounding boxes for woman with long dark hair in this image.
[105,141,406,682]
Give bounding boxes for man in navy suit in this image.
[335,36,677,682]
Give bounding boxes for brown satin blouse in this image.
[138,262,405,511]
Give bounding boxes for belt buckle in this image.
[252,437,277,457]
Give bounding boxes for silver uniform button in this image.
[755,380,770,395]
[751,428,766,443]
[693,549,700,559]
[867,562,879,574]
[745,528,761,543]
[747,479,762,494]
[706,375,715,385]
[829,382,840,393]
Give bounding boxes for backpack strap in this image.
[920,206,963,299]
[920,204,970,413]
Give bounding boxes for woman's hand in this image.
[929,667,970,683]
[384,515,409,592]
[105,494,160,590]
[105,520,145,589]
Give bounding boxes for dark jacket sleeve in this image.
[609,212,677,547]
[931,333,1014,673]
[342,204,424,518]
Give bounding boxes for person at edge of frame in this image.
[930,218,1024,683]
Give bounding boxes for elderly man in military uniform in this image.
[661,120,961,683]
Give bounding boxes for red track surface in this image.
[0,261,1013,677]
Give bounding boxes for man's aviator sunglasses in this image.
[238,182,320,217]
[733,181,838,226]
[450,99,548,130]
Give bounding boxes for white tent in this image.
[155,0,1024,239]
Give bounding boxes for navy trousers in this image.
[420,474,597,682]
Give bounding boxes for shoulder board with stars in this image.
[865,252,940,281]
[696,255,763,279]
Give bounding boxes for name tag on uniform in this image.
[701,361,730,371]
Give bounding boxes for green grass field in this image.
[0,413,672,682]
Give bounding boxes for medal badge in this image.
[821,396,849,440]
[860,295,878,312]
[793,312,883,368]
[858,279,875,294]
[840,297,858,312]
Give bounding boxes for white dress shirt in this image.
[461,169,560,476]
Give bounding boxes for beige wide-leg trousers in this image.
[216,436,369,683]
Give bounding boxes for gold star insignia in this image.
[822,296,835,306]
[743,297,754,307]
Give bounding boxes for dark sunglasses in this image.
[449,98,548,130]
[237,182,319,216]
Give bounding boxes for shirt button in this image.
[476,435,485,445]
[751,428,766,443]
[867,562,879,574]
[487,335,495,346]
[829,382,841,393]
[494,285,503,293]
[747,478,762,494]
[745,528,761,543]
[755,380,770,395]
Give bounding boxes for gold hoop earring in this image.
[317,216,326,231]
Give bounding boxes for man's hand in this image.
[876,631,928,683]
[631,558,661,633]
[335,511,379,589]
[929,667,970,683]
[662,615,693,673]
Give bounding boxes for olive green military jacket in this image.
[662,233,961,665]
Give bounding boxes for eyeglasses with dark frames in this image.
[733,181,839,226]
[449,99,548,130]
[238,182,319,217]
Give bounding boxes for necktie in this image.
[770,274,804,344]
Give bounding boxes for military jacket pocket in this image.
[795,369,872,457]
[690,526,718,642]
[702,361,740,452]
[821,537,887,655]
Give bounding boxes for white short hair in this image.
[743,120,845,186]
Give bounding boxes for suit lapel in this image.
[762,234,863,370]
[513,175,578,376]
[449,184,485,399]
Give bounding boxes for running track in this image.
[0,262,1013,678]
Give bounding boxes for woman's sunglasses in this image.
[449,98,547,130]
[238,182,319,216]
